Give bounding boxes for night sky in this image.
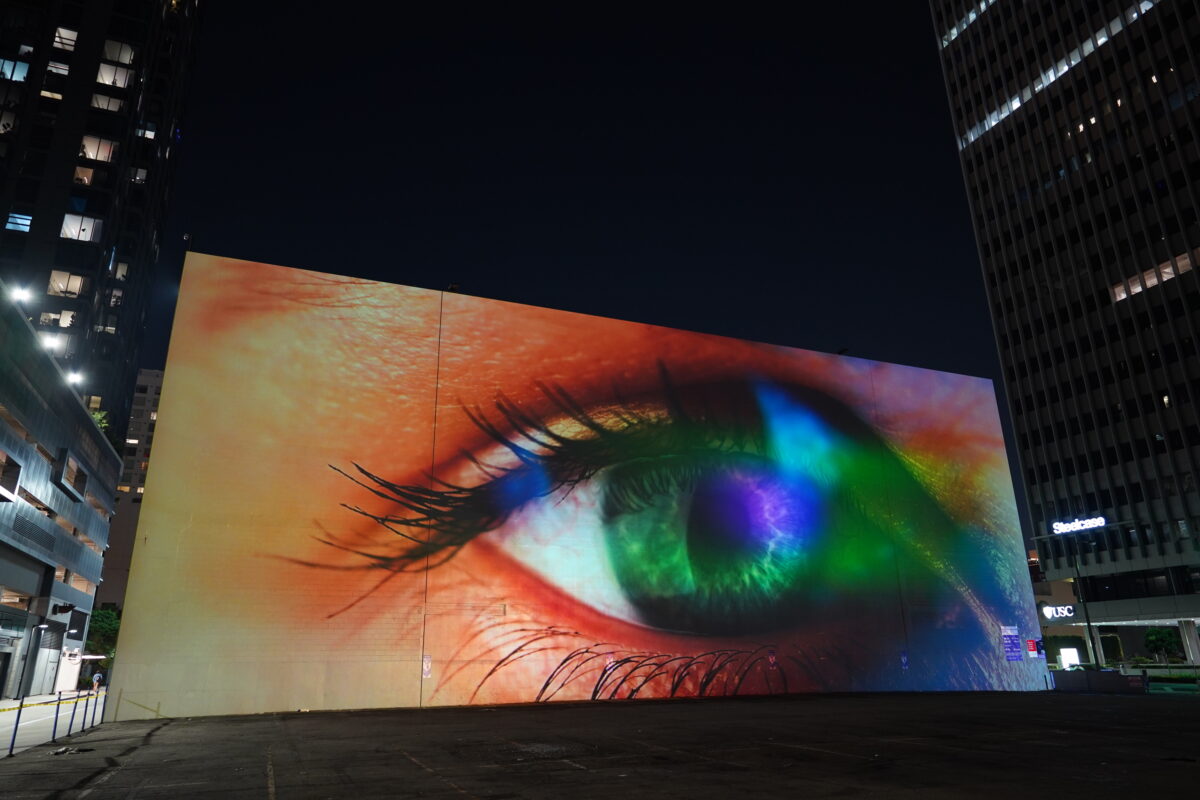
[150,6,990,384]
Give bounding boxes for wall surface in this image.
[110,253,1047,719]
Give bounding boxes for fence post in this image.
[67,691,79,735]
[91,691,100,728]
[66,690,79,734]
[80,692,91,731]
[51,691,62,743]
[6,696,25,757]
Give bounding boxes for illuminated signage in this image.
[1051,516,1106,534]
[1041,605,1075,620]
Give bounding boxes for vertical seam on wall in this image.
[419,291,446,707]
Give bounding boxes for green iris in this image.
[597,383,957,636]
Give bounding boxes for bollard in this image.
[67,691,79,735]
[91,691,99,728]
[80,692,91,731]
[51,691,62,743]
[6,695,25,757]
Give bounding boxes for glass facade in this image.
[932,1,1200,595]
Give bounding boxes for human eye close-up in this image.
[322,361,1020,702]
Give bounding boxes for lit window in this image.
[67,574,95,595]
[958,0,1164,149]
[136,122,156,139]
[126,438,138,445]
[60,213,103,242]
[5,213,31,232]
[47,61,69,76]
[53,27,78,51]
[96,62,133,88]
[108,287,123,307]
[0,59,29,83]
[114,261,129,281]
[38,309,75,328]
[149,411,157,421]
[47,270,86,297]
[40,90,63,100]
[73,166,93,185]
[130,167,147,184]
[136,486,144,494]
[90,93,123,112]
[61,455,87,494]
[102,40,135,64]
[79,135,117,162]
[85,395,102,410]
[0,110,14,134]
[1111,250,1195,302]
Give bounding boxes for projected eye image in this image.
[115,255,1043,718]
[324,368,1012,701]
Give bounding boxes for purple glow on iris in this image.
[687,467,823,562]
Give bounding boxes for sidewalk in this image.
[2,691,107,757]
[0,692,1196,799]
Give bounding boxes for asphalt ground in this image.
[0,692,1195,799]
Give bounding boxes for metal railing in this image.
[3,690,106,757]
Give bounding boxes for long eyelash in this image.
[321,367,761,576]
[428,617,797,703]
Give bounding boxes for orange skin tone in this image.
[145,254,1024,707]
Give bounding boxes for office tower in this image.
[931,0,1200,664]
[1,276,119,698]
[0,0,198,439]
[94,367,160,610]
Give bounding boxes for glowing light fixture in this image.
[66,371,84,385]
[10,286,31,302]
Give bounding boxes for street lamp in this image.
[9,286,31,302]
[1068,533,1104,667]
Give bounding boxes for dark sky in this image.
[150,5,991,384]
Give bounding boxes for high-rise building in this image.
[94,366,159,610]
[0,0,198,439]
[932,0,1200,664]
[1,275,119,699]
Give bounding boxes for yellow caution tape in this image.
[0,693,105,714]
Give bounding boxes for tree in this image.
[86,607,120,659]
[1144,626,1183,663]
[89,410,124,451]
[89,410,109,432]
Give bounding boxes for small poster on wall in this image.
[1001,626,1023,662]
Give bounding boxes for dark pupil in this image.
[687,473,769,575]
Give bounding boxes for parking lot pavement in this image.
[0,692,1196,799]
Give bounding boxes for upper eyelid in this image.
[331,373,913,578]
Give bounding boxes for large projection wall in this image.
[110,254,1046,719]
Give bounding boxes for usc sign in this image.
[1041,605,1076,620]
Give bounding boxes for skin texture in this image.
[115,254,1044,717]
